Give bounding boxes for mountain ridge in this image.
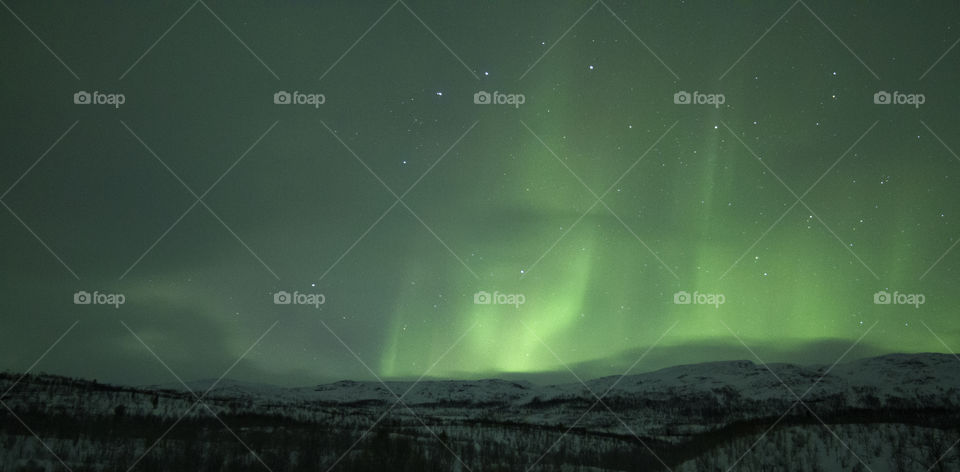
[131,352,959,407]
[3,352,958,471]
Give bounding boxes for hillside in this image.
[1,353,958,471]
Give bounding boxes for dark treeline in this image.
[1,372,958,471]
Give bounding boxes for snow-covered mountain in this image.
[145,352,960,409]
[2,353,957,472]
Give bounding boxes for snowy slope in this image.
[5,353,957,472]
[140,352,960,409]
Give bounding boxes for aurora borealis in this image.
[1,1,958,386]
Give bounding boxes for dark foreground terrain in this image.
[2,353,958,471]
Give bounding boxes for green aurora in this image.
[0,1,957,386]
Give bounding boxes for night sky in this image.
[1,1,958,386]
